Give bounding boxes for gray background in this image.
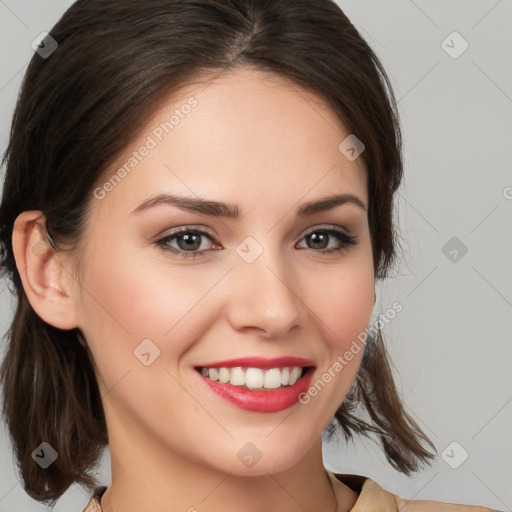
[0,1,511,510]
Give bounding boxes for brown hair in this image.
[0,0,436,505]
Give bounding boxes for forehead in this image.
[93,67,367,220]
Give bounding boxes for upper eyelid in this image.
[301,225,352,235]
[158,224,355,244]
[157,225,216,239]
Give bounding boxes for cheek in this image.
[295,256,374,423]
[307,257,375,351]
[76,243,227,375]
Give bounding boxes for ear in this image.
[11,210,80,330]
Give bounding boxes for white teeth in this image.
[245,368,264,389]
[289,366,302,385]
[281,367,290,385]
[218,367,230,383]
[200,365,307,389]
[263,368,282,389]
[230,367,245,386]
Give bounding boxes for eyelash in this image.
[155,226,358,260]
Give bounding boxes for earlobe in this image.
[11,210,80,330]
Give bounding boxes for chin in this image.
[198,431,318,477]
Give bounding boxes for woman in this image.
[0,1,500,511]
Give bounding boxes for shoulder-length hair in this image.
[0,0,436,505]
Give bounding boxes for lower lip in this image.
[197,368,314,413]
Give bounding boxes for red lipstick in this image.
[195,356,315,369]
[194,356,316,413]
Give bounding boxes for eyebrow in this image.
[130,192,367,218]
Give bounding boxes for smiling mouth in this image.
[194,365,314,390]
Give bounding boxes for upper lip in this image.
[195,356,315,370]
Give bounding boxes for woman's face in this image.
[73,67,375,475]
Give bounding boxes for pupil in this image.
[179,233,200,250]
[309,232,327,249]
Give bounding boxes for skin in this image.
[13,67,375,512]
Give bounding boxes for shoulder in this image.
[83,478,501,512]
[82,486,107,512]
[329,472,501,512]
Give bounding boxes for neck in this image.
[99,413,357,512]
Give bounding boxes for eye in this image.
[155,227,218,259]
[155,225,358,260]
[296,227,357,254]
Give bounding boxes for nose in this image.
[226,246,306,339]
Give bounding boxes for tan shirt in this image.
[82,472,500,511]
